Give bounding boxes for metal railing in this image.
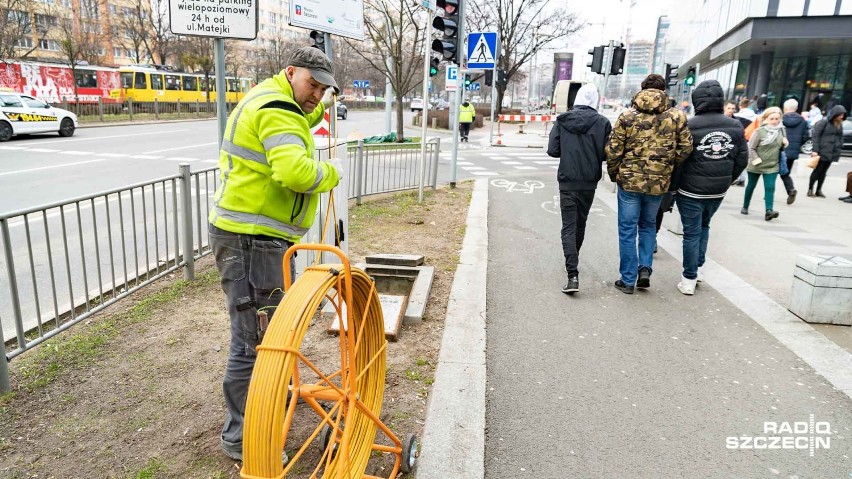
[348,138,440,204]
[0,139,441,391]
[52,98,238,123]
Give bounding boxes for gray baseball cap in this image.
[287,46,339,93]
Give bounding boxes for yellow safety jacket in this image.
[459,103,476,123]
[209,72,339,242]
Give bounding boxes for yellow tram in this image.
[109,65,253,103]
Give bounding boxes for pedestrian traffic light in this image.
[587,46,604,74]
[464,74,471,87]
[309,30,325,51]
[432,0,460,65]
[485,69,493,86]
[610,43,626,75]
[685,66,696,86]
[430,57,440,77]
[665,63,679,87]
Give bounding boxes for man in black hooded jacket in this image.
[673,80,748,295]
[547,83,611,294]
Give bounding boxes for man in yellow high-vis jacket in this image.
[208,46,342,462]
[459,100,476,142]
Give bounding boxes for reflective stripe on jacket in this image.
[459,103,475,123]
[209,72,340,242]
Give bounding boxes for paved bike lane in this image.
[484,172,849,477]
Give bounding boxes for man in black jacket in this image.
[547,83,612,294]
[674,80,748,295]
[780,98,810,205]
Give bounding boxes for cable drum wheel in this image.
[242,244,416,479]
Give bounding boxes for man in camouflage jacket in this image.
[605,74,693,294]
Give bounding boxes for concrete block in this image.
[365,253,424,267]
[790,254,852,326]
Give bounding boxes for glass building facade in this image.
[664,0,851,113]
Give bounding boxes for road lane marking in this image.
[25,148,59,153]
[131,155,164,159]
[26,129,192,145]
[457,161,474,165]
[461,166,486,171]
[513,166,538,170]
[501,161,522,165]
[0,159,107,177]
[96,153,128,158]
[470,171,498,176]
[202,160,218,164]
[142,142,218,154]
[534,160,559,165]
[58,151,93,156]
[0,146,26,150]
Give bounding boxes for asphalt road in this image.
[484,173,849,477]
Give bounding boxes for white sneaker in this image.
[677,276,697,295]
[696,268,703,284]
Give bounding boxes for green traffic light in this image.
[685,76,695,86]
[430,66,439,77]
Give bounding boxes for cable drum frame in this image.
[240,241,418,477]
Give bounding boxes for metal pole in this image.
[179,164,195,280]
[449,0,466,188]
[323,33,336,139]
[355,140,364,205]
[214,38,227,148]
[599,40,614,110]
[418,9,432,204]
[431,137,440,188]
[1,218,22,393]
[489,66,497,144]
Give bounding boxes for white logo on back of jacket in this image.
[696,131,734,160]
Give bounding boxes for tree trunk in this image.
[395,91,405,142]
[496,86,506,115]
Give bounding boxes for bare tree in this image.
[343,0,425,141]
[466,0,583,113]
[54,0,105,102]
[116,0,153,63]
[178,36,214,101]
[1,0,53,59]
[253,27,297,80]
[147,0,177,64]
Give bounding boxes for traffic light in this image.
[429,57,440,77]
[464,74,471,87]
[309,30,325,51]
[496,68,507,89]
[587,46,604,74]
[610,44,626,75]
[665,63,679,87]
[485,69,493,86]
[685,66,696,86]
[432,0,460,65]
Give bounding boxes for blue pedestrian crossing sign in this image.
[465,82,481,91]
[353,80,370,89]
[467,32,498,70]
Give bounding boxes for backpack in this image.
[744,117,761,140]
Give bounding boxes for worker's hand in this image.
[782,137,789,148]
[322,88,335,109]
[327,158,344,181]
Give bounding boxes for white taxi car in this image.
[0,90,78,141]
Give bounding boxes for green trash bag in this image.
[361,132,415,144]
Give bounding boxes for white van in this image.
[551,80,589,114]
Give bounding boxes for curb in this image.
[416,179,488,479]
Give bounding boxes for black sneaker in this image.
[636,268,651,289]
[765,210,779,221]
[787,189,797,205]
[562,277,579,294]
[614,279,634,295]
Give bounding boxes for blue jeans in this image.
[617,187,662,286]
[676,195,722,280]
[209,224,295,452]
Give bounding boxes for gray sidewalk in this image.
[418,174,850,478]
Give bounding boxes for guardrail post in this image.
[195,100,200,117]
[98,97,104,122]
[431,137,440,189]
[128,99,134,121]
[177,99,182,118]
[179,164,195,280]
[154,99,160,120]
[355,140,364,206]
[1,218,25,392]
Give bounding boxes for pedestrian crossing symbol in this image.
[467,32,498,69]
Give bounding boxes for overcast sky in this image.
[536,0,673,81]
